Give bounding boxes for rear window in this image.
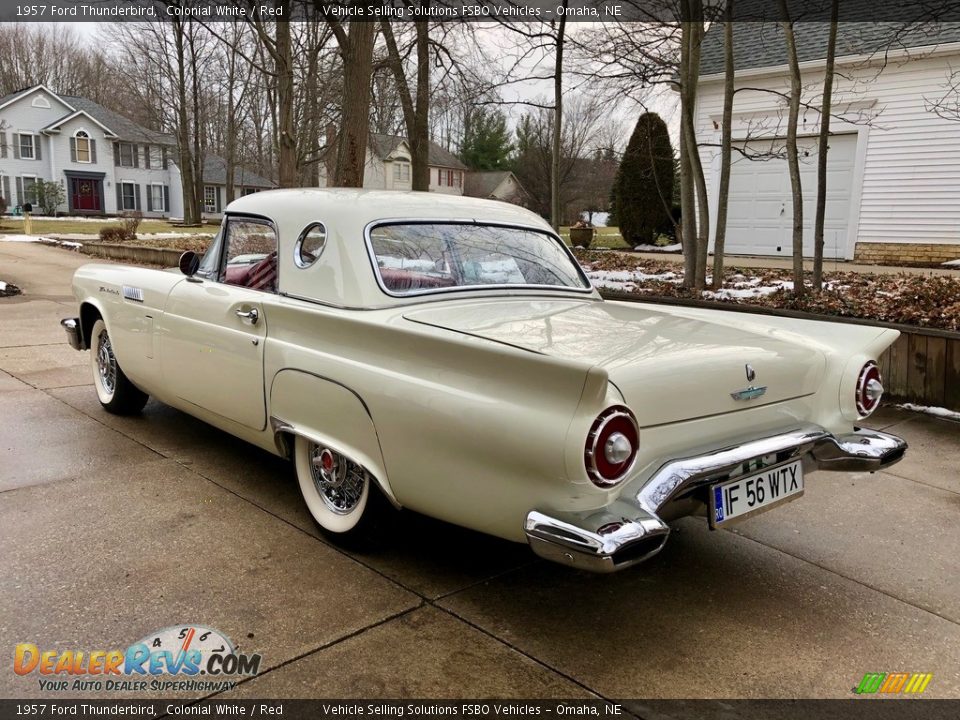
[368,222,590,296]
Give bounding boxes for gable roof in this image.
[41,109,118,138]
[464,170,525,199]
[369,132,468,170]
[201,154,275,188]
[700,21,960,76]
[59,94,174,145]
[0,84,70,113]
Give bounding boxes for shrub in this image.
[99,226,134,244]
[0,196,7,216]
[35,180,66,216]
[613,112,675,246]
[119,210,143,237]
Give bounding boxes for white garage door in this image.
[722,133,857,259]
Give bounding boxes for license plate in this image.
[710,459,804,528]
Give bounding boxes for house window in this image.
[437,168,444,186]
[120,182,137,211]
[393,162,410,183]
[19,134,34,160]
[204,186,217,213]
[150,146,163,167]
[150,184,164,212]
[241,188,260,197]
[22,176,38,205]
[75,131,91,163]
[118,142,135,167]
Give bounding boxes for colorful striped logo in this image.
[855,672,933,695]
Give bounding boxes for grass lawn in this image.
[558,225,630,250]
[0,218,215,236]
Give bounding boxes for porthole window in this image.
[295,223,327,268]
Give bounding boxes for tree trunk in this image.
[679,13,697,289]
[276,1,297,188]
[550,4,567,230]
[712,4,734,290]
[381,20,431,191]
[780,6,805,297]
[335,22,376,188]
[173,20,196,224]
[813,0,839,291]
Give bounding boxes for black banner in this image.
[0,700,959,720]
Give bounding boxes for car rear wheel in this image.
[90,318,148,415]
[293,435,392,548]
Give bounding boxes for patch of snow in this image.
[0,281,6,291]
[2,215,111,223]
[899,403,960,422]
[703,279,793,300]
[586,268,681,292]
[580,211,609,227]
[634,243,682,253]
[0,234,81,250]
[942,258,960,267]
[138,232,211,239]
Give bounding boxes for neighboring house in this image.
[320,132,468,195]
[169,155,276,220]
[695,23,960,264]
[0,84,273,219]
[463,170,532,207]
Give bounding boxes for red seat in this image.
[379,268,455,291]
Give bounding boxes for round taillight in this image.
[856,361,884,417]
[585,405,639,487]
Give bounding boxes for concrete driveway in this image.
[2,242,959,701]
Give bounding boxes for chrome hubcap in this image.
[309,444,365,514]
[96,330,116,395]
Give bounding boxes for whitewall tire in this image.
[90,318,148,415]
[293,434,392,546]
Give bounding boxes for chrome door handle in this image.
[235,308,259,325]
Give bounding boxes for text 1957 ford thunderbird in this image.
[61,189,906,572]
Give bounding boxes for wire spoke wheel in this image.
[309,444,367,515]
[96,329,117,395]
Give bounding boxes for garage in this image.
[721,133,858,259]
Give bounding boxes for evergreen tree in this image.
[460,108,514,170]
[613,112,675,245]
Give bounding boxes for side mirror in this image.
[178,251,200,277]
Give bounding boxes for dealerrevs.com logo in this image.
[13,625,262,693]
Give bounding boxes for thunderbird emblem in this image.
[731,364,766,401]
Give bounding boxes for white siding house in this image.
[319,133,468,195]
[0,84,273,219]
[695,23,960,264]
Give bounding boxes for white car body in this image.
[62,189,906,572]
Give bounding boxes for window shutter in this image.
[144,145,151,169]
[133,145,139,169]
[163,185,169,212]
[2,176,9,204]
[113,142,120,167]
[13,133,19,160]
[1,132,6,159]
[35,135,41,161]
[116,183,122,211]
[215,187,222,213]
[134,184,141,211]
[70,137,77,163]
[162,147,168,169]
[146,187,153,212]
[16,177,23,205]
[90,139,97,164]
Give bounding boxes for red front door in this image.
[70,178,101,212]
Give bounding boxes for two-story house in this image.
[320,132,468,194]
[0,84,273,218]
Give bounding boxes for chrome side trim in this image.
[810,428,907,472]
[61,317,86,351]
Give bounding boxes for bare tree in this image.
[812,0,839,291]
[326,18,376,187]
[779,3,805,297]
[711,3,734,290]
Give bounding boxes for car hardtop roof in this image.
[225,188,554,232]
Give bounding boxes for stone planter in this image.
[80,242,185,267]
[570,227,594,249]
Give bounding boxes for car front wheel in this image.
[90,318,148,415]
[293,435,392,548]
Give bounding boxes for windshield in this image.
[368,223,590,296]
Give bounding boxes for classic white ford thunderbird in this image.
[62,189,906,572]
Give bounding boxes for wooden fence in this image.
[600,290,960,412]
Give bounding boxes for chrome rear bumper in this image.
[525,424,906,573]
